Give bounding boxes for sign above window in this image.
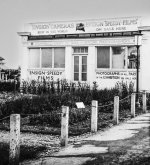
[25,17,141,36]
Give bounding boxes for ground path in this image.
[21,113,150,165]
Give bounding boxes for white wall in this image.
[140,31,150,91]
[21,45,29,81]
[65,46,72,81]
[87,46,96,86]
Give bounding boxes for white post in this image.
[91,100,98,133]
[9,114,20,165]
[61,106,69,147]
[113,96,119,125]
[143,91,147,113]
[5,74,8,82]
[131,93,136,118]
[1,73,4,81]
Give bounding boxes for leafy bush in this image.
[0,81,135,127]
[0,81,20,92]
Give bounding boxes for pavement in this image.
[21,113,150,165]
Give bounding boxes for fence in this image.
[0,91,148,165]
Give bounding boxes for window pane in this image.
[74,73,79,81]
[81,47,84,53]
[82,56,87,72]
[85,47,88,53]
[112,47,125,69]
[54,48,65,68]
[82,56,87,64]
[82,73,87,81]
[74,65,79,72]
[28,48,40,68]
[97,47,110,68]
[82,65,87,72]
[128,46,137,69]
[74,56,79,64]
[73,47,88,54]
[41,48,52,68]
[74,56,79,71]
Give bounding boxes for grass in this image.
[0,142,47,165]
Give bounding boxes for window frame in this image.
[28,47,65,70]
[72,47,88,82]
[96,46,137,71]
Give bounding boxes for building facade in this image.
[18,16,150,90]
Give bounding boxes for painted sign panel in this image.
[28,69,65,82]
[76,102,85,108]
[28,37,136,47]
[96,70,136,88]
[25,17,141,35]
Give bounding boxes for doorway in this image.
[73,55,87,81]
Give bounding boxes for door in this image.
[74,55,87,81]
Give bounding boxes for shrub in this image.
[0,81,134,127]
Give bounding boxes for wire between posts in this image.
[20,113,63,118]
[119,94,132,103]
[91,94,133,109]
[0,116,10,122]
[98,102,114,109]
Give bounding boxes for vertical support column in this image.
[131,93,136,118]
[113,96,119,125]
[143,91,147,113]
[9,114,20,165]
[91,100,98,133]
[61,106,69,147]
[5,74,8,82]
[1,72,4,81]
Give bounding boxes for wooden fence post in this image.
[9,114,20,165]
[113,96,119,125]
[143,91,147,113]
[91,100,98,133]
[61,106,69,147]
[131,93,136,118]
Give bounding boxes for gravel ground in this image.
[0,116,150,165]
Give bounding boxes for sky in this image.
[0,0,150,69]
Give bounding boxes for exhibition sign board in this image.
[96,70,136,88]
[25,17,141,36]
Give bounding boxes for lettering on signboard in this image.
[96,71,136,81]
[28,17,140,35]
[28,70,64,82]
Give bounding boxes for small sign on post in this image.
[9,114,20,165]
[76,102,85,109]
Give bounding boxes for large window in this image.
[97,46,136,70]
[54,48,65,68]
[97,47,110,68]
[29,48,40,68]
[41,48,52,68]
[128,46,137,69]
[29,47,65,68]
[112,47,125,69]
